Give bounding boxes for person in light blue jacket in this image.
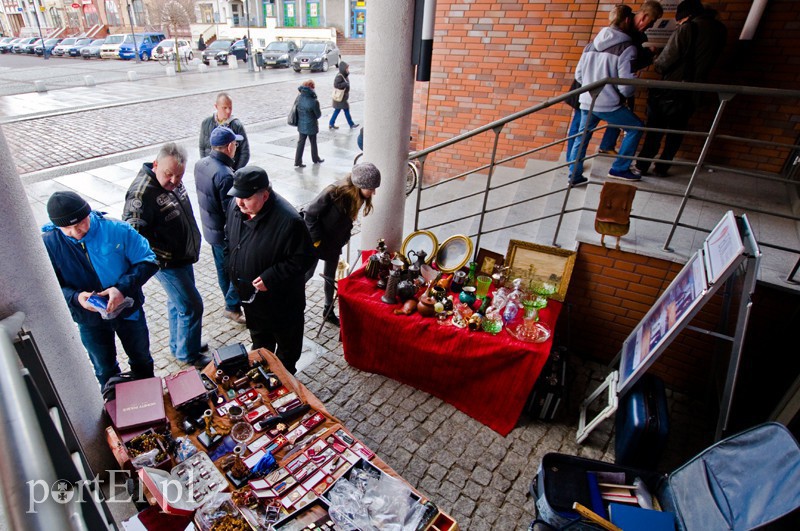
[42,191,159,387]
[568,4,643,185]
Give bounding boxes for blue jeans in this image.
[567,108,622,158]
[211,243,241,312]
[78,309,153,386]
[156,265,204,362]
[569,108,643,179]
[329,108,354,127]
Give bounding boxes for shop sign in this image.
[71,2,80,7]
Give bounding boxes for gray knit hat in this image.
[351,163,381,190]
[47,191,91,227]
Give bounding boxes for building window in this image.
[132,0,146,26]
[84,5,100,27]
[49,7,63,28]
[105,0,121,26]
[67,11,80,29]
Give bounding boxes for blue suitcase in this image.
[615,373,669,469]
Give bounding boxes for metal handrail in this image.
[409,77,800,282]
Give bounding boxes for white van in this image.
[100,34,129,59]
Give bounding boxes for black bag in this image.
[564,79,581,110]
[287,96,299,126]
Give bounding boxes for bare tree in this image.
[157,0,194,71]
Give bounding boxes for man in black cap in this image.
[225,166,313,374]
[195,126,246,325]
[123,142,208,368]
[636,0,727,177]
[41,191,159,387]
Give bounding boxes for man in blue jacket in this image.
[194,126,246,324]
[42,191,159,387]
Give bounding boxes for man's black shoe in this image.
[323,306,340,326]
[200,341,209,352]
[189,353,212,369]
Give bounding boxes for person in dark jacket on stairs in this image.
[294,80,324,168]
[303,163,381,326]
[329,61,359,130]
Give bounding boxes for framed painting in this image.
[475,248,505,276]
[504,240,577,302]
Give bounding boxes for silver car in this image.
[292,41,340,73]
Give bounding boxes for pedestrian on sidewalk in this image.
[199,92,250,170]
[568,4,643,185]
[329,61,359,130]
[195,126,247,325]
[123,143,209,369]
[294,79,324,168]
[198,35,206,51]
[42,191,159,387]
[302,162,381,326]
[225,167,313,374]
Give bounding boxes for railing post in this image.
[663,92,735,251]
[553,88,601,246]
[472,125,504,259]
[413,154,427,232]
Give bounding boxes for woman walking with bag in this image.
[329,61,359,130]
[303,163,381,325]
[294,79,324,168]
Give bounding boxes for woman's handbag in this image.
[287,96,299,126]
[332,86,346,103]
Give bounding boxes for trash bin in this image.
[255,52,264,68]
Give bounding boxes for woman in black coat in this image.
[303,163,381,325]
[328,61,359,130]
[294,79,323,168]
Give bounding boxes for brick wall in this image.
[412,0,800,181]
[560,242,725,395]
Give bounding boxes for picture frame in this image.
[475,248,505,276]
[504,240,577,302]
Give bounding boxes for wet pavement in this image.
[8,57,716,529]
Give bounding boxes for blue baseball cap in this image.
[210,126,244,147]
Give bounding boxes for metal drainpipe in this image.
[740,0,769,40]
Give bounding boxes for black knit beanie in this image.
[47,191,91,227]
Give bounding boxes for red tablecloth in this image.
[337,266,561,436]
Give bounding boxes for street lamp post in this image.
[127,1,140,63]
[244,0,254,72]
[32,0,46,60]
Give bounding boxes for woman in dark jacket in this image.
[294,79,323,168]
[303,163,381,325]
[328,61,359,130]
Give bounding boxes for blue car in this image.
[35,38,62,56]
[118,32,166,61]
[67,38,94,57]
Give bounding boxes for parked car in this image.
[13,37,37,54]
[118,32,167,61]
[100,34,129,59]
[292,41,340,73]
[152,39,193,62]
[21,38,41,54]
[35,38,61,56]
[0,37,15,53]
[261,41,298,68]
[80,39,105,59]
[201,39,233,65]
[211,39,248,65]
[52,37,81,57]
[66,38,94,57]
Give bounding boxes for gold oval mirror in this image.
[435,235,473,273]
[401,230,438,264]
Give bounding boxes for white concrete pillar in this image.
[360,0,416,254]
[34,80,46,92]
[0,128,115,475]
[127,71,138,81]
[84,75,96,87]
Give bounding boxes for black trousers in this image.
[304,257,338,308]
[295,133,321,165]
[636,99,693,174]
[242,304,304,374]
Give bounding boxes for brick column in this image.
[359,0,416,253]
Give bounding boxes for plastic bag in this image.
[327,466,425,530]
[175,437,198,463]
[87,293,134,320]
[130,448,161,469]
[194,492,243,531]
